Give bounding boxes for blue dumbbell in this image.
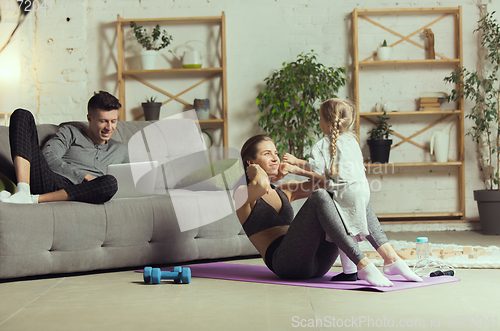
[143,266,191,284]
[143,266,153,283]
[143,266,166,284]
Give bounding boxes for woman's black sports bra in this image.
[242,184,294,237]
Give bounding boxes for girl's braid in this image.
[329,111,341,175]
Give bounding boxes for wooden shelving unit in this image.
[116,13,228,147]
[352,7,465,221]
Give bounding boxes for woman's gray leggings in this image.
[270,189,389,279]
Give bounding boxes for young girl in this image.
[283,98,394,281]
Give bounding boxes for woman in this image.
[235,135,422,286]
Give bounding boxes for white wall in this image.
[5,0,499,220]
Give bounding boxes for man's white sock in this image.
[0,182,33,204]
[17,182,31,193]
[0,190,12,200]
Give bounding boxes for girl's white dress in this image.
[307,133,370,240]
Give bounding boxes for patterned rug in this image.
[333,240,500,269]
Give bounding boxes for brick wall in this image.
[7,0,500,221]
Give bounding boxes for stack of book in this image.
[419,92,447,111]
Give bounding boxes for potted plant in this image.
[256,51,346,159]
[142,96,162,121]
[444,11,500,235]
[130,21,173,70]
[367,111,393,163]
[377,39,391,61]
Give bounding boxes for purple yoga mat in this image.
[183,262,460,292]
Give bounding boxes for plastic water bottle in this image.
[416,237,430,260]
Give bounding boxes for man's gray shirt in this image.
[42,125,129,184]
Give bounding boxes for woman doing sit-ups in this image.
[234,134,422,286]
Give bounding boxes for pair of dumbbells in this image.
[143,266,191,284]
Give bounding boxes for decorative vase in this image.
[430,122,454,163]
[367,139,392,163]
[171,40,206,68]
[194,99,210,120]
[141,102,162,121]
[140,50,157,70]
[377,46,391,61]
[474,190,500,235]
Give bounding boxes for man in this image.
[0,91,128,204]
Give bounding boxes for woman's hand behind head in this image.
[245,164,260,182]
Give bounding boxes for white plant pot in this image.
[377,46,391,61]
[195,108,210,120]
[140,50,157,70]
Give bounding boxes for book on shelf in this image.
[420,106,442,111]
[420,92,448,98]
[419,102,441,108]
[420,97,445,104]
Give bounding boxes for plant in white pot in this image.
[444,11,500,235]
[367,112,393,163]
[377,39,391,61]
[142,96,162,121]
[130,22,173,70]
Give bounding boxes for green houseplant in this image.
[367,111,393,163]
[142,96,162,121]
[256,51,346,159]
[130,22,173,70]
[130,22,173,51]
[444,11,500,234]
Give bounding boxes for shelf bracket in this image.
[359,13,451,62]
[129,72,220,121]
[129,75,191,107]
[362,113,457,162]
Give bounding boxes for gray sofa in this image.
[0,117,257,280]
